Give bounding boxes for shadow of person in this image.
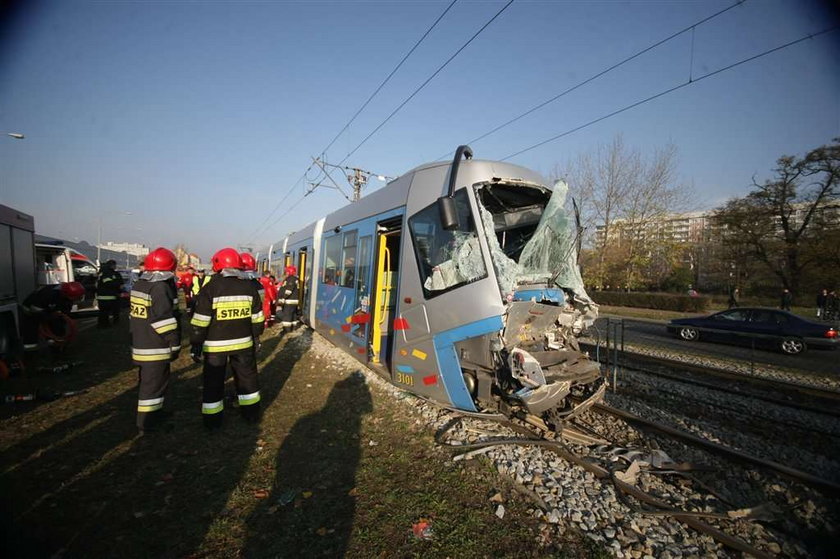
[1,329,310,558]
[243,372,373,558]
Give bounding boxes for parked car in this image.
[667,307,838,355]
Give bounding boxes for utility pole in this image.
[348,167,367,202]
[310,156,392,202]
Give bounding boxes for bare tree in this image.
[556,135,692,288]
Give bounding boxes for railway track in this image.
[431,363,840,558]
[434,414,784,558]
[579,341,840,417]
[584,402,840,497]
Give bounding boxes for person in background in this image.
[817,289,828,319]
[728,287,740,309]
[20,282,85,352]
[270,274,279,322]
[825,290,838,321]
[277,265,300,334]
[259,271,277,328]
[780,288,793,311]
[240,253,264,302]
[129,247,181,435]
[190,269,211,314]
[96,259,124,328]
[180,267,195,309]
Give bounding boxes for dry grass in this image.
[1,316,601,558]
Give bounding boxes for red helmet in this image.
[284,265,297,276]
[240,252,256,272]
[144,247,177,272]
[212,247,242,272]
[59,281,85,301]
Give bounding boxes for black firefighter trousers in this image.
[137,360,171,431]
[202,349,260,428]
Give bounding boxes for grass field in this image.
[1,315,603,558]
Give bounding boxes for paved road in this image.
[590,316,838,377]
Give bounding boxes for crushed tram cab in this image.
[273,146,605,429]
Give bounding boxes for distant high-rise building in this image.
[99,241,149,258]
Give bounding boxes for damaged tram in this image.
[276,146,605,429]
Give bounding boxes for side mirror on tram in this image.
[439,145,473,231]
[438,196,459,231]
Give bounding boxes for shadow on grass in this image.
[0,328,310,558]
[243,370,372,558]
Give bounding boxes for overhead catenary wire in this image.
[246,1,459,244]
[245,165,314,243]
[436,0,746,161]
[319,0,459,158]
[335,0,515,168]
[263,25,836,247]
[501,26,839,161]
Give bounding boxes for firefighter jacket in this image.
[129,272,181,364]
[190,271,264,353]
[242,271,264,303]
[191,275,211,296]
[96,268,124,301]
[278,275,300,305]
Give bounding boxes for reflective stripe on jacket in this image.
[129,278,181,363]
[190,275,264,354]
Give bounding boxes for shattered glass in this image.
[410,189,487,296]
[423,232,485,292]
[518,181,589,300]
[478,203,520,298]
[477,180,591,305]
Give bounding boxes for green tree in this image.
[713,139,840,295]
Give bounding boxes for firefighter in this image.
[240,252,264,302]
[20,282,85,352]
[189,268,211,314]
[96,259,124,328]
[258,271,277,328]
[191,248,264,428]
[277,265,300,333]
[129,247,181,434]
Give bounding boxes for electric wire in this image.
[334,0,515,168]
[319,0,458,158]
[501,26,838,161]
[435,0,746,161]
[245,166,314,243]
[255,24,833,248]
[247,0,459,244]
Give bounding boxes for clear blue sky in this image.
[1,0,838,261]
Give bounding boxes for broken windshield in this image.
[408,189,487,298]
[476,180,589,303]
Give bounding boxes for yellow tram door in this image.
[370,219,402,367]
[297,248,307,319]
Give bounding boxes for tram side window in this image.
[341,230,357,288]
[323,234,342,285]
[408,189,487,298]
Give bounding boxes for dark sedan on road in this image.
[667,307,838,355]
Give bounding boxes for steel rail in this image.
[591,402,840,497]
[580,341,840,414]
[435,417,773,559]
